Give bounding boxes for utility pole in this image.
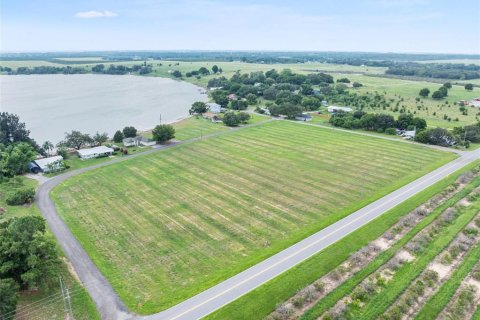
[59,277,74,320]
[159,113,162,125]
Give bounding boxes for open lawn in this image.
[51,120,455,314]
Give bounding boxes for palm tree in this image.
[42,141,54,156]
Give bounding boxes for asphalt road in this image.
[34,119,479,320]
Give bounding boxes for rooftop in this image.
[77,146,114,157]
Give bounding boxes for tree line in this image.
[386,63,480,80]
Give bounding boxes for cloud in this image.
[75,10,118,19]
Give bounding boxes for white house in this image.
[206,102,222,113]
[327,106,353,113]
[138,136,156,146]
[29,156,64,173]
[123,137,137,147]
[77,146,114,159]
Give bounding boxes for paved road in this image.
[35,119,479,320]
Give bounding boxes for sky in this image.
[1,0,479,54]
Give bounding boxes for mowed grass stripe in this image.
[52,120,456,314]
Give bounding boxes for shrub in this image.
[441,208,458,224]
[449,245,462,258]
[471,267,480,281]
[463,227,478,238]
[6,187,35,205]
[385,127,396,135]
[313,281,326,293]
[440,253,453,265]
[292,295,305,308]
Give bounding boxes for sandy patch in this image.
[466,278,480,297]
[428,262,452,279]
[396,250,415,262]
[459,198,471,207]
[373,238,391,250]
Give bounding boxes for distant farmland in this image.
[51,121,456,314]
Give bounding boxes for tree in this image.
[302,97,321,110]
[415,128,457,146]
[465,83,474,91]
[0,113,38,150]
[59,131,93,150]
[439,86,448,97]
[336,78,350,83]
[210,90,229,107]
[198,67,210,75]
[189,101,208,115]
[172,70,182,78]
[245,93,257,105]
[419,88,430,97]
[152,124,175,143]
[122,126,137,138]
[42,141,54,156]
[280,103,304,119]
[93,132,109,146]
[0,278,19,319]
[230,100,248,110]
[113,130,124,143]
[443,82,452,89]
[352,82,363,88]
[212,65,219,74]
[432,90,445,99]
[222,112,249,127]
[412,117,427,130]
[0,216,59,290]
[0,143,36,177]
[300,84,314,96]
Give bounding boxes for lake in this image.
[0,74,206,143]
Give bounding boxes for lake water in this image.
[0,74,206,143]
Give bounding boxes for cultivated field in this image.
[51,120,455,314]
[265,171,480,320]
[206,163,480,320]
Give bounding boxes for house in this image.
[29,156,64,174]
[402,130,416,140]
[138,136,156,146]
[327,106,353,113]
[206,102,222,113]
[471,98,480,107]
[295,114,313,122]
[123,137,137,147]
[77,146,114,159]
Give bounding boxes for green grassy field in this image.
[0,177,99,320]
[51,120,455,314]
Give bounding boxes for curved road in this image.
[35,120,480,320]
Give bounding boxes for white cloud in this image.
[75,10,118,19]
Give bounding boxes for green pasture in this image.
[333,73,480,128]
